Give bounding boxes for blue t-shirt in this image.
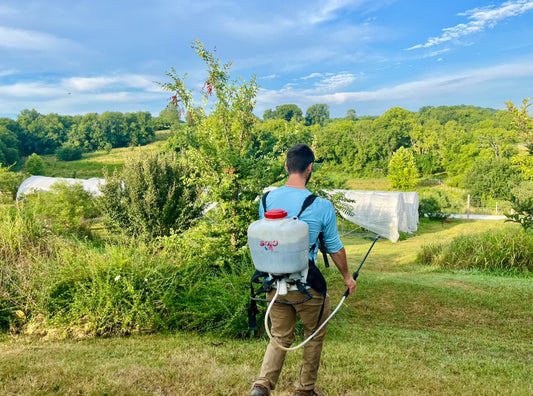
[259,186,344,261]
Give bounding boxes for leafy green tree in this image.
[0,125,21,167]
[511,154,533,181]
[16,109,44,155]
[506,98,533,154]
[68,113,100,152]
[251,119,311,160]
[388,147,419,190]
[157,104,182,129]
[99,112,128,148]
[367,107,416,173]
[0,164,25,201]
[25,153,45,175]
[464,157,519,206]
[262,108,275,120]
[505,195,533,232]
[439,120,478,182]
[56,142,83,161]
[160,40,283,249]
[305,103,329,126]
[345,109,357,121]
[274,104,303,123]
[473,117,517,159]
[99,152,203,238]
[410,119,443,175]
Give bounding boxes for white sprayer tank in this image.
[248,209,309,275]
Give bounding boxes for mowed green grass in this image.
[1,219,531,395]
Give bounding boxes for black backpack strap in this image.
[261,191,270,213]
[298,194,329,268]
[317,232,330,268]
[297,194,318,218]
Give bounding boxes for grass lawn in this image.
[1,219,531,395]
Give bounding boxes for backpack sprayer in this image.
[248,205,379,351]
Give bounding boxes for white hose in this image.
[264,280,347,351]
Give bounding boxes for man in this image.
[250,143,357,396]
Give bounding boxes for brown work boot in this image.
[250,384,270,396]
[295,390,324,396]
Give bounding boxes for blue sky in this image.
[1,0,532,119]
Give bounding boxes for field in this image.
[1,218,531,395]
[40,130,174,179]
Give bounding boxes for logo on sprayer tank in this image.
[260,240,278,252]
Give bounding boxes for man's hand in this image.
[330,248,357,296]
[344,277,357,296]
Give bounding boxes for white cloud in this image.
[424,48,451,58]
[256,59,533,112]
[0,81,63,98]
[301,73,324,80]
[407,0,533,50]
[65,74,159,92]
[307,0,360,24]
[0,72,167,117]
[260,74,278,80]
[311,61,533,103]
[0,26,72,51]
[314,72,357,92]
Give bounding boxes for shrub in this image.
[417,226,533,273]
[505,195,533,232]
[418,196,450,221]
[99,152,204,238]
[21,182,100,237]
[154,221,254,336]
[24,153,45,175]
[0,165,25,201]
[55,143,83,161]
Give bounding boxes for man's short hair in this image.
[286,144,315,173]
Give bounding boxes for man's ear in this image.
[285,162,289,172]
[306,162,313,173]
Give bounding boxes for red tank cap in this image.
[265,209,288,219]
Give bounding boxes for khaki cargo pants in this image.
[253,288,332,392]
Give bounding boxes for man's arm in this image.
[329,247,356,295]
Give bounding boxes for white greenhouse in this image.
[16,176,106,200]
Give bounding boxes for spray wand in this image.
[343,234,380,297]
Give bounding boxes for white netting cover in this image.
[16,176,106,200]
[332,190,419,242]
[263,187,419,243]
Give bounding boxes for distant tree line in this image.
[0,109,156,166]
[257,101,531,206]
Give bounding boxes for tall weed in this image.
[1,210,254,337]
[417,225,533,273]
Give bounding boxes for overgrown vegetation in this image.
[417,224,533,273]
[21,182,100,237]
[99,152,203,238]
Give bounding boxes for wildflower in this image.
[15,310,26,320]
[115,275,121,281]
